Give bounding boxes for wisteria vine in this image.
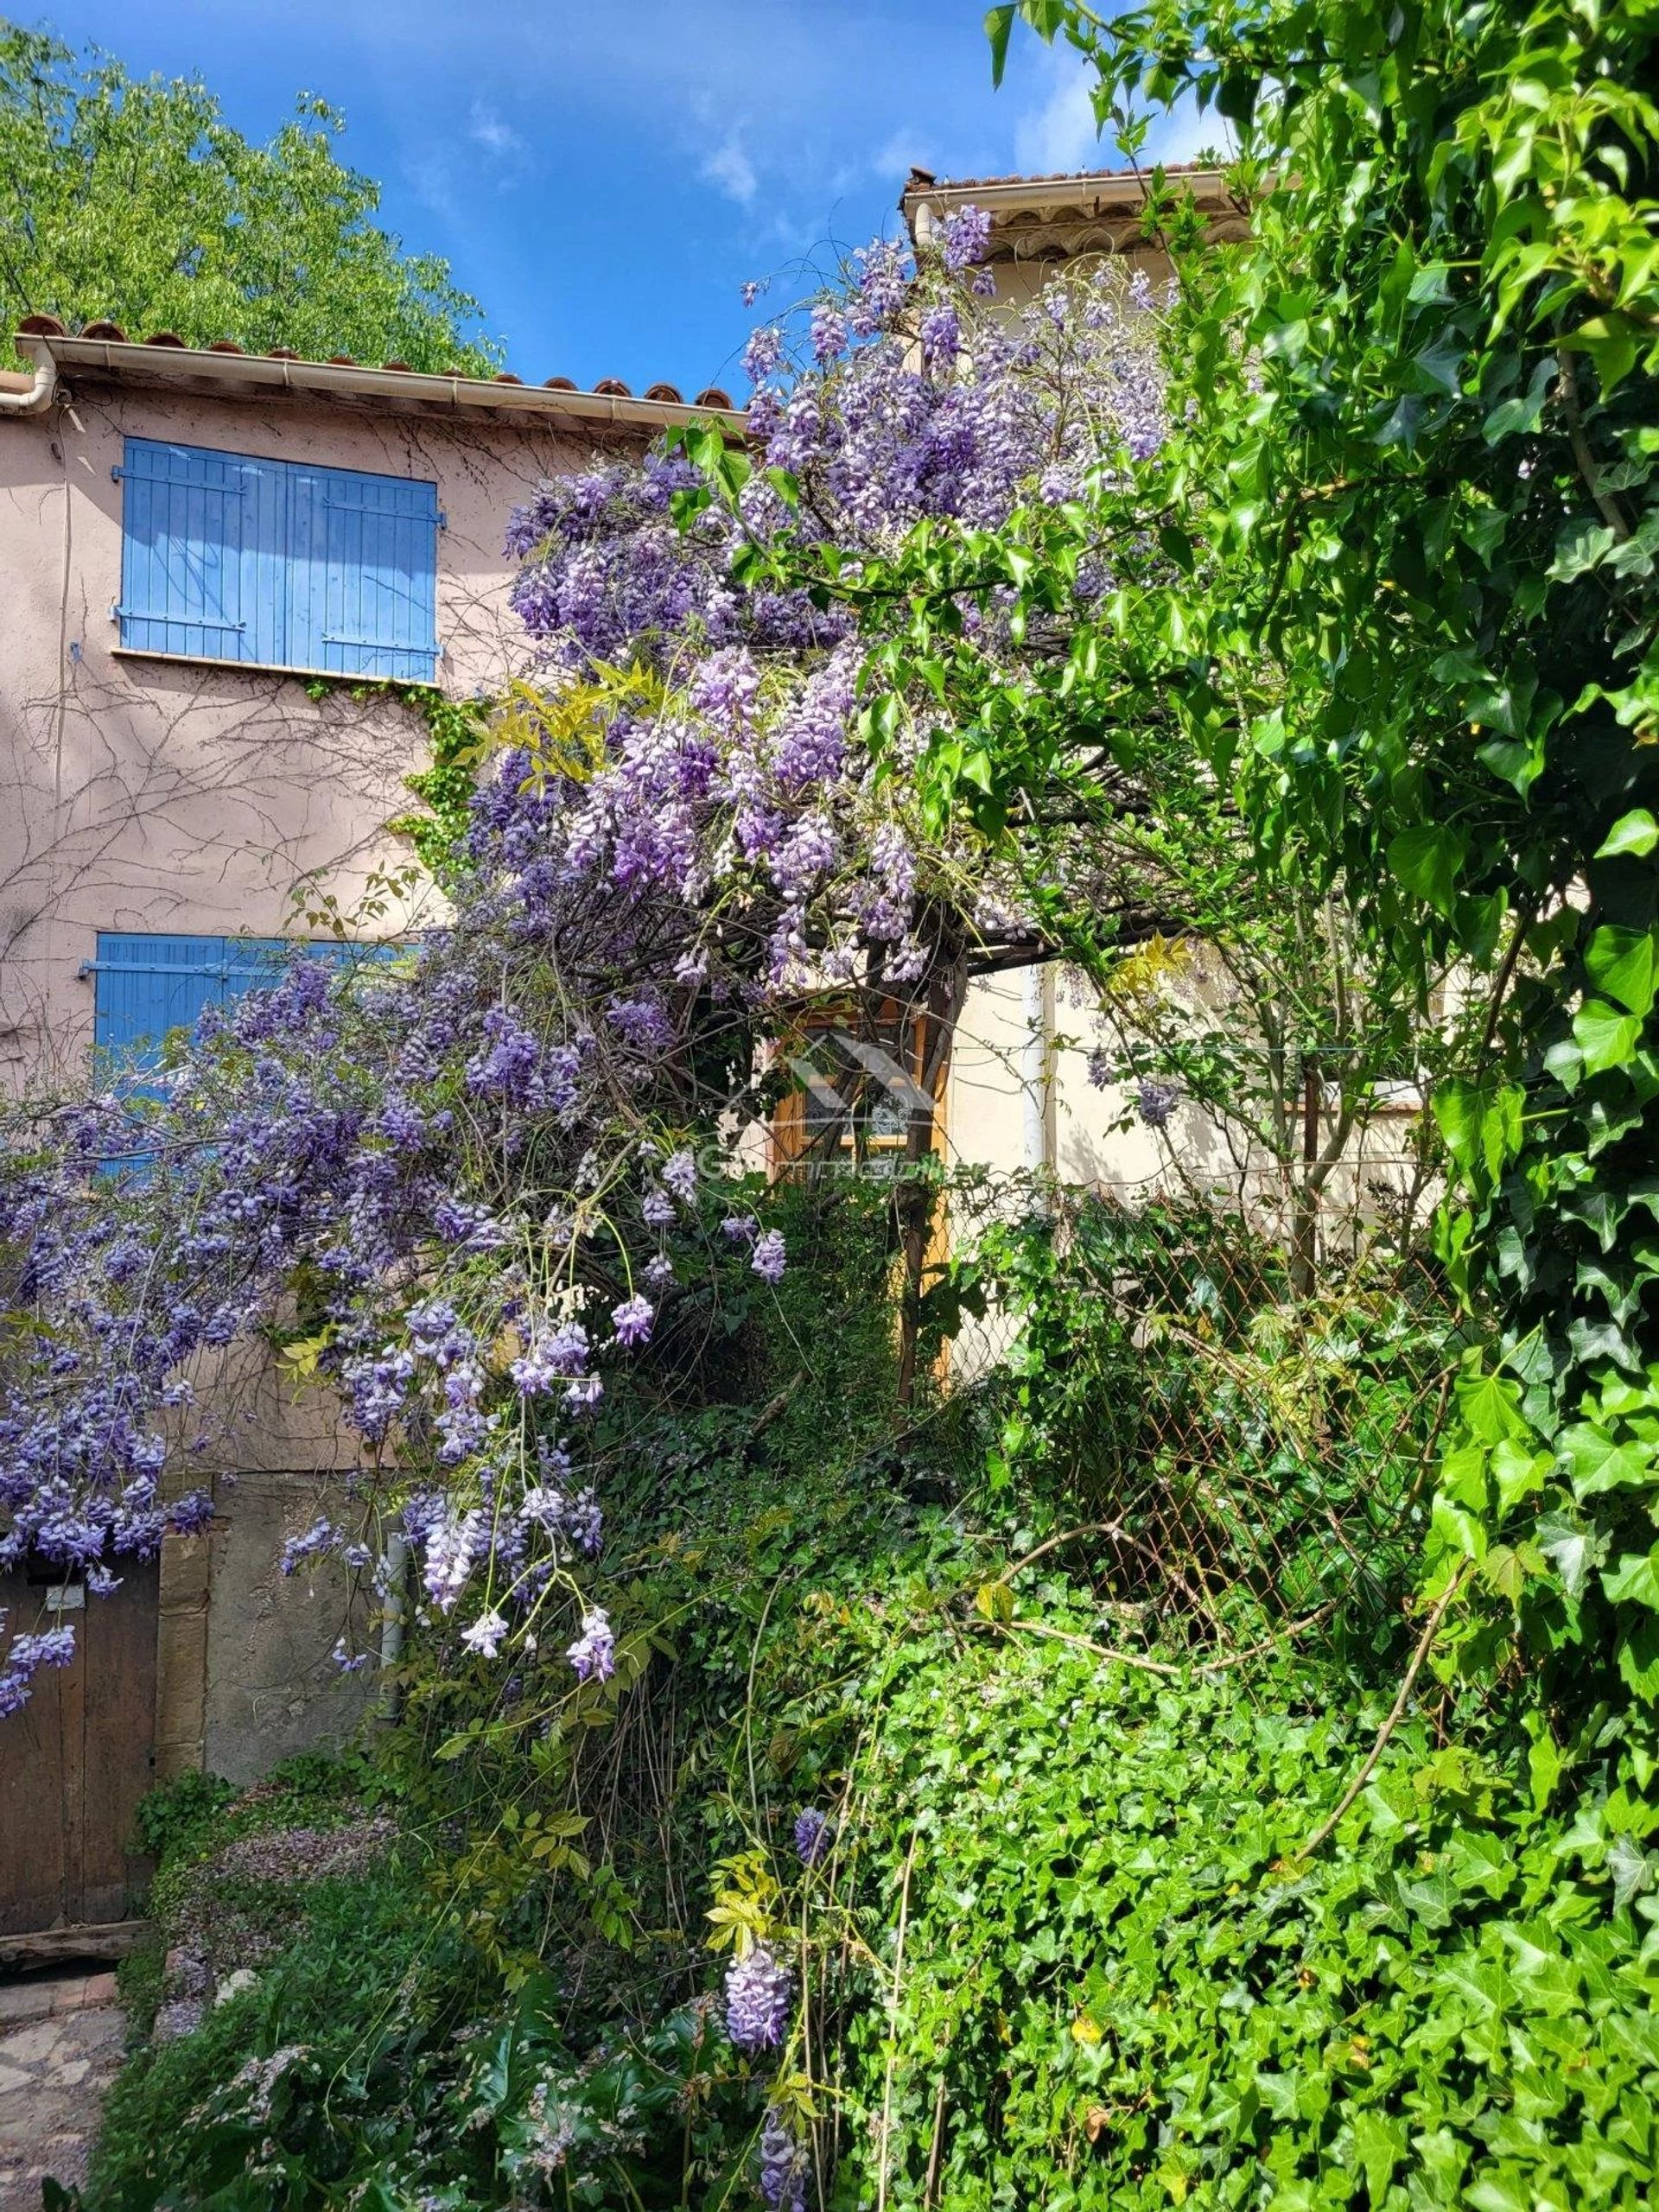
[0,211,1169,1739]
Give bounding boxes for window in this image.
[115,438,440,681]
[89,931,398,1082]
[772,1005,940,1178]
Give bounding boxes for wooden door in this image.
[0,1560,158,1935]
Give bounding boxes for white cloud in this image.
[1007,47,1230,181]
[700,132,759,206]
[869,126,936,183]
[469,100,524,159]
[1013,47,1106,175]
[1148,99,1233,167]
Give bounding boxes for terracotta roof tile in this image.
[12,319,742,420]
[903,159,1218,193]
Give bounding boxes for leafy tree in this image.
[772,0,1659,1791]
[0,22,499,372]
[969,0,1659,1782]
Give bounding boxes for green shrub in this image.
[90,1195,1659,2210]
[88,1857,447,2212]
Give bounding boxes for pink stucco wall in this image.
[0,376,632,1090]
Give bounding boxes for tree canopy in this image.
[965,0,1659,1763]
[0,22,499,372]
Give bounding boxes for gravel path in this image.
[0,1973,124,2209]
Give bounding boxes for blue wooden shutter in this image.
[91,934,404,1173]
[92,934,404,1076]
[92,933,238,1071]
[116,441,288,664]
[118,442,439,679]
[289,463,440,680]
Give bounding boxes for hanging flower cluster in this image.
[724,1943,795,2053]
[507,216,1164,673]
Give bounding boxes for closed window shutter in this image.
[289,464,441,680]
[117,442,439,680]
[117,442,270,663]
[92,933,241,1068]
[91,933,406,1173]
[92,933,404,1077]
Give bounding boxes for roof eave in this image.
[900,166,1242,253]
[16,334,746,435]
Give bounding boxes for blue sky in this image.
[33,1,1214,396]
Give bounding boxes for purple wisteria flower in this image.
[0,229,1173,1716]
[7,1627,77,1675]
[724,1944,793,2053]
[743,325,785,384]
[510,1321,591,1396]
[751,1230,788,1287]
[1137,1077,1181,1130]
[849,238,911,334]
[611,1294,655,1349]
[793,1806,831,1866]
[661,1148,698,1205]
[564,1489,603,1556]
[566,1608,615,1682]
[759,2107,810,2212]
[939,202,991,270]
[423,1507,486,1611]
[920,301,960,368]
[280,1517,337,1577]
[461,1607,509,1660]
[810,301,848,365]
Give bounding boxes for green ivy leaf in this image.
[1562,1422,1656,1500]
[1619,1616,1659,1701]
[985,4,1016,86]
[1585,927,1657,1020]
[1537,1513,1598,1600]
[1609,1831,1656,1909]
[1456,1369,1528,1445]
[1596,809,1659,860]
[1573,999,1643,1076]
[1560,313,1640,395]
[1604,1548,1659,1610]
[1351,2111,1403,2205]
[1525,1710,1567,1808]
[1388,824,1465,914]
[1433,1081,1523,1179]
